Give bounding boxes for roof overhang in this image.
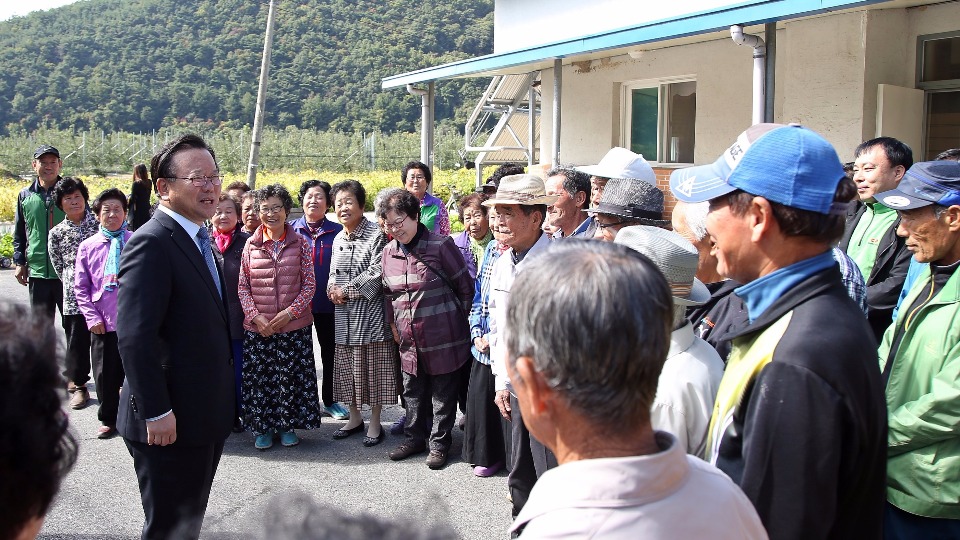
[383,0,903,89]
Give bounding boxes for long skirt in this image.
[462,359,508,467]
[332,339,399,408]
[241,327,323,436]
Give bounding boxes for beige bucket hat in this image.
[482,174,559,207]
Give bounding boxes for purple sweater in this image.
[74,230,133,332]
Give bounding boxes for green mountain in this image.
[0,0,493,135]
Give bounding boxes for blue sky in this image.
[0,0,81,21]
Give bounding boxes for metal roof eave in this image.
[382,0,888,89]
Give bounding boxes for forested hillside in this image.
[0,0,493,135]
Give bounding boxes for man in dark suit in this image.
[116,134,235,540]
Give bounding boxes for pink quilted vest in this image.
[243,224,313,333]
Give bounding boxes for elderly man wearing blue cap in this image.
[669,123,887,539]
[874,159,960,538]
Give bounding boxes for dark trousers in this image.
[885,501,960,540]
[91,331,125,426]
[62,313,92,386]
[313,312,336,407]
[28,277,63,322]
[402,362,461,453]
[231,339,243,417]
[125,438,225,540]
[463,360,508,467]
[508,393,557,518]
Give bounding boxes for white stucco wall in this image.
[494,0,749,53]
[540,37,757,168]
[533,2,960,168]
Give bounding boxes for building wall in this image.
[494,0,754,53]
[534,3,960,168]
[539,37,756,168]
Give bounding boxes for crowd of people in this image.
[5,130,960,539]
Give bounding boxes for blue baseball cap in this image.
[670,123,846,215]
[875,160,960,210]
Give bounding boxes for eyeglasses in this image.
[406,174,426,181]
[596,219,628,230]
[259,205,285,215]
[382,215,409,231]
[167,175,224,187]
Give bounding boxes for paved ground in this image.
[0,268,512,539]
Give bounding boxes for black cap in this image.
[33,145,60,159]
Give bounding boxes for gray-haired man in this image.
[482,174,559,518]
[505,240,765,538]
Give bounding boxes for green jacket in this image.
[12,179,65,279]
[879,264,960,519]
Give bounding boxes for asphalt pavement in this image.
[0,267,512,539]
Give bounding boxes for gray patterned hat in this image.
[586,177,669,226]
[615,225,710,306]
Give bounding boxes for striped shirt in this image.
[328,218,390,345]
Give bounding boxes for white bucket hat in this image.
[482,174,559,207]
[614,225,710,306]
[575,147,656,185]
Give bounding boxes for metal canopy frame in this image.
[464,72,541,185]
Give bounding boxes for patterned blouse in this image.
[48,211,99,315]
[328,218,389,345]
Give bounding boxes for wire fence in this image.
[0,125,469,178]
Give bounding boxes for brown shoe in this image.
[69,385,90,410]
[388,440,426,461]
[426,449,448,470]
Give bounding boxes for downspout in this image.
[552,58,562,168]
[730,25,765,126]
[406,83,435,173]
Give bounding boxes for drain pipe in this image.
[730,25,765,126]
[407,83,435,171]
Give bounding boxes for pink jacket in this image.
[238,224,315,333]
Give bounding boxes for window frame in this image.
[915,30,960,90]
[916,31,960,160]
[620,76,697,166]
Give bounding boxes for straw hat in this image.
[586,178,670,226]
[482,174,558,207]
[614,225,710,306]
[575,147,656,184]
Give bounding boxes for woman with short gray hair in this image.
[327,180,396,446]
[379,188,473,470]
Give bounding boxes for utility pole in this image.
[246,0,276,188]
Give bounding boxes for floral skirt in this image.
[332,339,400,408]
[242,327,323,435]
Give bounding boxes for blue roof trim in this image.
[382,0,887,89]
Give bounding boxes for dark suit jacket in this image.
[116,210,235,446]
[212,223,251,340]
[839,200,912,341]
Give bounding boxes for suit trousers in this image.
[125,437,225,540]
[508,393,557,518]
[313,312,336,407]
[62,313,92,386]
[402,362,460,453]
[91,331,125,426]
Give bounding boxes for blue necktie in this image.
[196,228,222,299]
